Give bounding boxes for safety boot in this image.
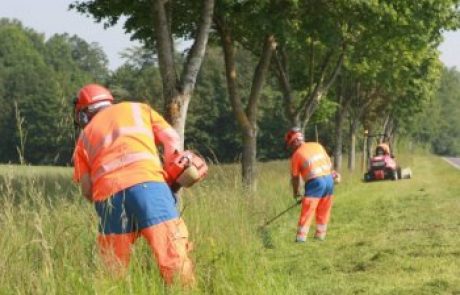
[295,235,307,243]
[315,225,327,241]
[314,235,326,241]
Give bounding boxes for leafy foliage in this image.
[403,67,460,155]
[1,0,460,165]
[0,19,109,164]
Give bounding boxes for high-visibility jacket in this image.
[73,102,180,201]
[291,142,332,181]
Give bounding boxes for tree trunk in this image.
[153,0,214,148]
[333,76,346,172]
[217,17,275,191]
[348,119,358,171]
[333,109,345,172]
[366,126,373,160]
[242,129,257,190]
[152,0,178,104]
[171,92,192,146]
[242,35,276,191]
[333,73,355,172]
[334,101,353,172]
[273,48,300,127]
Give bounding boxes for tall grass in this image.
[0,154,459,294]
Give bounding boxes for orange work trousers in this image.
[296,195,333,241]
[97,217,195,286]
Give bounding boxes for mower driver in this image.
[285,128,339,242]
[375,143,391,156]
[72,84,194,286]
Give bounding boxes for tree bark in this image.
[274,48,299,127]
[347,83,374,172]
[242,129,257,190]
[333,117,343,172]
[366,126,373,162]
[217,16,276,191]
[348,119,359,171]
[152,0,178,108]
[152,0,214,148]
[333,82,352,173]
[243,35,276,190]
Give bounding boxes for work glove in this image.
[332,170,341,184]
[293,193,303,203]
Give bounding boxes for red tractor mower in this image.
[363,132,412,182]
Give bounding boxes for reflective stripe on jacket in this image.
[73,102,178,201]
[291,142,332,181]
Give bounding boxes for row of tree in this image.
[1,0,459,191]
[70,0,460,190]
[0,19,109,164]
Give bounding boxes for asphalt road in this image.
[443,157,460,169]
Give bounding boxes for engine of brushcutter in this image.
[164,150,208,190]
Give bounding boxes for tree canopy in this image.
[0,0,460,168]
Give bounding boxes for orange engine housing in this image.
[164,150,208,188]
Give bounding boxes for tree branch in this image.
[297,50,334,127]
[215,15,252,133]
[246,34,276,123]
[180,0,215,95]
[300,44,346,127]
[274,47,297,125]
[152,0,178,102]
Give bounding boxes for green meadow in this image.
[0,153,459,294]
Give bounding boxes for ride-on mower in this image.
[363,132,412,182]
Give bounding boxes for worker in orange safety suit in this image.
[72,83,194,286]
[285,127,340,242]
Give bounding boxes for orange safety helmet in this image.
[73,84,114,128]
[74,84,114,112]
[284,127,304,148]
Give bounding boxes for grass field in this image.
[0,153,459,294]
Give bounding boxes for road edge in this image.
[442,157,460,170]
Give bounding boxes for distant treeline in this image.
[0,19,458,166]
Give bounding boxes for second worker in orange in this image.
[285,128,339,243]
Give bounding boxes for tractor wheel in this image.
[364,172,372,182]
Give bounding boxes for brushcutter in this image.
[164,150,208,192]
[259,199,301,229]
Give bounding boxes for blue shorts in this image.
[304,174,334,198]
[95,182,178,234]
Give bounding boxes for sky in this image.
[1,0,459,71]
[1,0,140,70]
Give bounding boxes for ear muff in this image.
[78,111,89,127]
[74,108,89,128]
[73,96,89,128]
